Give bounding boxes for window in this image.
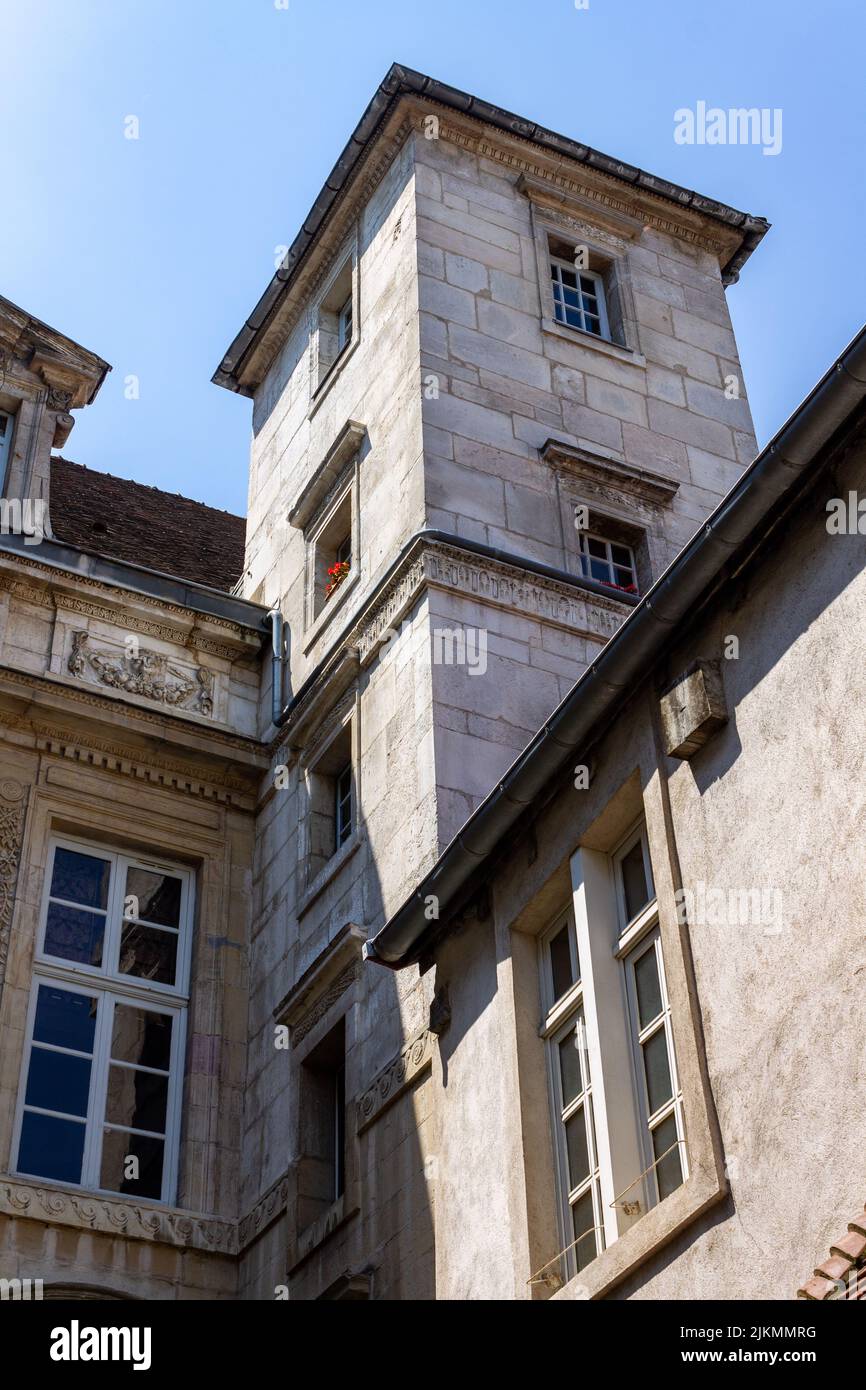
[306,719,354,882]
[314,254,355,388]
[337,295,353,354]
[335,761,353,849]
[0,409,13,487]
[550,258,609,339]
[298,1019,346,1231]
[13,838,192,1203]
[541,911,604,1275]
[543,822,686,1280]
[309,482,354,623]
[577,532,638,595]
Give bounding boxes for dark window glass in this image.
[549,923,575,1000]
[652,1112,683,1200]
[118,922,178,985]
[100,1128,164,1200]
[564,1105,590,1191]
[50,848,110,909]
[571,1188,597,1270]
[18,1112,86,1185]
[112,1004,172,1072]
[44,903,105,967]
[558,1026,583,1108]
[620,839,651,921]
[124,868,182,928]
[33,985,97,1053]
[105,1064,169,1134]
[634,946,663,1029]
[642,1027,673,1115]
[25,1048,92,1117]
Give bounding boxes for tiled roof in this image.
[797,1205,866,1299]
[49,457,247,593]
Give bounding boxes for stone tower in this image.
[213,65,766,1298]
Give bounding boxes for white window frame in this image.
[623,929,688,1208]
[334,760,353,850]
[547,825,688,1279]
[12,835,194,1205]
[577,531,639,595]
[540,910,605,1277]
[550,258,610,339]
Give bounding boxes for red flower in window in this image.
[325,560,351,599]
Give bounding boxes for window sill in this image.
[0,1172,233,1253]
[309,334,361,420]
[297,830,363,920]
[304,566,359,654]
[290,1192,359,1271]
[548,1163,726,1300]
[542,317,646,369]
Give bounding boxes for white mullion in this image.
[162,992,186,1203]
[81,990,113,1191]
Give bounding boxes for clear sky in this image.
[4,0,863,516]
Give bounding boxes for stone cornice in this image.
[0,556,263,646]
[542,440,680,507]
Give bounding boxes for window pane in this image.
[100,1128,164,1200]
[25,1048,92,1117]
[587,537,606,557]
[33,985,97,1053]
[44,903,105,967]
[112,1004,172,1072]
[124,867,182,928]
[611,544,632,566]
[652,1112,683,1199]
[571,1188,597,1271]
[642,1027,673,1114]
[620,839,650,920]
[118,921,178,985]
[549,923,574,1000]
[590,556,610,582]
[105,1064,169,1134]
[634,946,663,1029]
[50,847,110,909]
[564,1104,590,1190]
[18,1111,86,1184]
[558,1026,583,1108]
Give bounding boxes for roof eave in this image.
[212,63,769,396]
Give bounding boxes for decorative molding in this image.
[0,554,259,641]
[288,419,365,531]
[517,172,643,242]
[423,543,627,641]
[0,1170,294,1258]
[358,1026,435,1133]
[432,111,736,259]
[294,961,359,1046]
[237,1173,290,1251]
[0,778,28,997]
[68,630,214,717]
[0,1177,237,1254]
[0,665,259,756]
[542,441,680,507]
[350,555,426,664]
[276,923,367,1040]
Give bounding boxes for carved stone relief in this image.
[0,778,28,997]
[67,630,214,716]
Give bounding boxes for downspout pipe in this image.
[265,530,639,730]
[364,324,866,969]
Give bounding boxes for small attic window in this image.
[314,251,356,390]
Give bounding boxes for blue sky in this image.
[4,0,863,515]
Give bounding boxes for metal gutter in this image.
[266,529,638,731]
[0,531,270,632]
[213,64,769,394]
[364,325,866,968]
